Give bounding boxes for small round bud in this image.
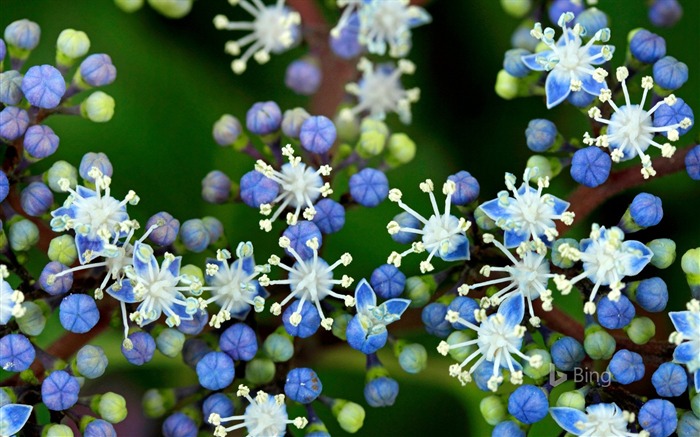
[121,331,156,365]
[283,221,322,260]
[281,107,310,138]
[311,198,345,234]
[212,114,242,146]
[179,219,210,252]
[678,411,700,437]
[390,211,421,244]
[0,39,5,61]
[219,322,258,361]
[176,307,207,335]
[584,326,616,359]
[147,0,194,19]
[56,29,90,60]
[333,400,365,434]
[240,170,279,208]
[685,145,700,180]
[608,349,645,384]
[630,277,668,312]
[0,70,24,105]
[282,300,320,338]
[21,65,66,109]
[364,377,398,408]
[81,91,115,122]
[619,192,663,232]
[480,395,506,425]
[17,301,47,336]
[247,101,282,135]
[42,370,80,411]
[405,275,436,308]
[285,58,322,95]
[9,219,39,251]
[648,0,682,28]
[202,393,234,421]
[630,29,666,64]
[79,152,113,182]
[550,336,585,371]
[285,367,323,404]
[575,8,608,36]
[0,334,36,372]
[300,115,336,154]
[474,206,496,230]
[76,345,108,379]
[79,54,117,87]
[263,333,294,362]
[4,19,41,51]
[330,12,362,59]
[638,399,677,437]
[525,119,557,152]
[201,170,231,204]
[60,294,99,334]
[493,421,525,437]
[652,362,687,397]
[349,168,389,207]
[0,171,7,204]
[24,124,60,159]
[421,302,451,338]
[370,264,405,299]
[94,392,127,423]
[244,357,275,385]
[647,239,676,269]
[46,160,78,192]
[597,294,635,329]
[182,338,211,368]
[624,316,656,345]
[507,385,549,425]
[0,106,29,141]
[146,211,180,246]
[356,130,386,159]
[653,56,688,91]
[46,424,74,437]
[162,412,197,437]
[84,419,117,437]
[39,261,73,295]
[447,296,479,329]
[570,146,611,188]
[398,343,427,374]
[20,181,53,216]
[156,328,185,358]
[494,69,518,100]
[202,216,224,243]
[503,48,530,78]
[556,390,586,410]
[523,349,552,380]
[682,248,700,295]
[386,133,416,167]
[654,97,694,136]
[448,171,480,205]
[511,20,538,51]
[196,351,235,390]
[114,0,144,12]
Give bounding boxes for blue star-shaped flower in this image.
[550,403,640,436]
[668,300,700,392]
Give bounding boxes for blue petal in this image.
[240,255,255,274]
[230,306,252,321]
[135,302,161,326]
[504,229,529,248]
[620,241,653,276]
[204,258,226,284]
[521,51,552,71]
[166,256,182,278]
[346,316,388,354]
[355,279,377,315]
[171,293,194,321]
[673,342,699,364]
[106,279,140,303]
[440,234,470,261]
[580,72,606,96]
[669,311,699,337]
[695,370,700,393]
[51,205,76,219]
[76,185,97,199]
[550,406,587,435]
[75,234,106,264]
[550,195,570,216]
[546,68,572,109]
[133,242,158,279]
[407,6,431,27]
[479,197,511,221]
[382,298,411,319]
[499,294,525,327]
[0,404,33,437]
[579,238,592,253]
[587,44,615,65]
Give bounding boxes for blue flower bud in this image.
[507,385,549,425]
[285,367,323,404]
[473,360,498,391]
[4,19,41,51]
[575,7,608,35]
[285,58,321,95]
[550,336,585,371]
[624,192,664,232]
[212,114,242,146]
[16,301,46,336]
[625,316,656,344]
[146,211,180,246]
[525,119,557,152]
[202,393,234,420]
[283,221,322,260]
[649,0,682,28]
[630,29,667,64]
[176,307,207,335]
[364,377,399,407]
[653,56,688,91]
[570,146,611,188]
[548,0,584,25]
[330,13,362,59]
[281,107,310,138]
[390,211,421,244]
[608,349,645,384]
[202,216,224,242]
[9,219,39,251]
[639,399,677,437]
[23,124,60,159]
[283,300,320,338]
[21,65,66,109]
[0,333,35,372]
[59,294,99,334]
[39,261,73,295]
[398,343,427,374]
[0,106,29,140]
[311,198,345,234]
[597,294,635,329]
[220,322,258,361]
[632,277,668,312]
[156,328,185,358]
[20,182,53,216]
[0,38,5,60]
[448,171,480,205]
[239,170,279,208]
[245,357,275,385]
[46,160,78,192]
[79,54,117,87]
[93,392,126,423]
[678,411,700,437]
[421,302,452,338]
[263,333,294,362]
[567,89,596,107]
[511,21,538,51]
[84,419,117,437]
[76,345,108,379]
[42,370,80,411]
[652,362,687,397]
[0,171,8,203]
[0,70,24,105]
[480,395,506,425]
[503,48,530,78]
[81,91,115,122]
[179,219,210,252]
[162,412,197,437]
[122,331,156,365]
[196,351,235,390]
[182,338,211,368]
[300,115,336,154]
[201,170,231,204]
[79,152,113,182]
[656,99,694,137]
[492,420,525,437]
[370,264,405,299]
[56,29,90,60]
[349,168,389,207]
[685,145,700,180]
[246,101,281,135]
[447,296,479,329]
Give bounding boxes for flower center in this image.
[289,259,333,302]
[280,163,323,208]
[557,40,583,70]
[609,105,653,150]
[254,8,294,53]
[76,195,124,235]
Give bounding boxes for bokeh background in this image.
[2,0,699,435]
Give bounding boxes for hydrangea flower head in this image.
[356,0,431,57]
[0,267,26,324]
[255,145,333,232]
[260,236,354,330]
[550,403,646,436]
[198,243,270,328]
[554,225,653,314]
[437,295,543,391]
[668,299,700,392]
[522,12,614,108]
[479,168,574,251]
[585,67,693,179]
[341,58,419,124]
[208,385,307,437]
[50,167,138,264]
[213,0,301,74]
[386,178,471,273]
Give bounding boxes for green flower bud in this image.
[332,312,352,341]
[332,400,365,434]
[45,424,74,437]
[360,118,389,136]
[480,395,506,425]
[681,248,700,295]
[647,239,676,269]
[263,333,294,362]
[500,0,531,18]
[81,91,115,123]
[556,390,586,410]
[335,110,360,143]
[691,393,700,417]
[245,357,275,385]
[584,325,616,360]
[386,133,416,167]
[56,29,90,66]
[495,69,519,100]
[405,275,437,308]
[156,328,185,358]
[147,0,193,18]
[474,206,497,230]
[523,349,552,380]
[115,0,144,13]
[17,301,47,336]
[180,264,204,284]
[552,239,579,268]
[46,160,78,192]
[356,130,386,158]
[397,343,427,374]
[48,235,78,265]
[91,392,127,423]
[526,155,553,179]
[624,317,655,345]
[142,388,175,418]
[445,330,473,362]
[9,219,39,251]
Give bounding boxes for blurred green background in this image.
[2,0,699,435]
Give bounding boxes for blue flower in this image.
[0,277,26,325]
[0,403,32,436]
[668,299,700,392]
[346,279,410,354]
[356,0,430,58]
[550,403,640,436]
[387,178,471,273]
[479,168,573,250]
[522,12,613,108]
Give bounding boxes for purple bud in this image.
[179,219,210,252]
[0,333,36,372]
[370,264,405,299]
[653,56,688,90]
[448,171,480,205]
[240,170,279,208]
[23,124,59,159]
[220,323,258,361]
[300,115,336,154]
[4,19,41,50]
[39,261,73,295]
[80,54,117,87]
[59,294,99,333]
[201,170,231,204]
[212,114,242,146]
[79,152,113,182]
[20,181,53,216]
[246,101,282,135]
[21,65,66,109]
[41,370,80,411]
[570,146,611,187]
[285,58,322,95]
[649,0,682,27]
[330,13,362,59]
[349,168,389,207]
[311,198,345,234]
[630,29,666,64]
[685,145,700,180]
[282,221,322,260]
[0,70,24,105]
[146,211,180,246]
[0,106,29,140]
